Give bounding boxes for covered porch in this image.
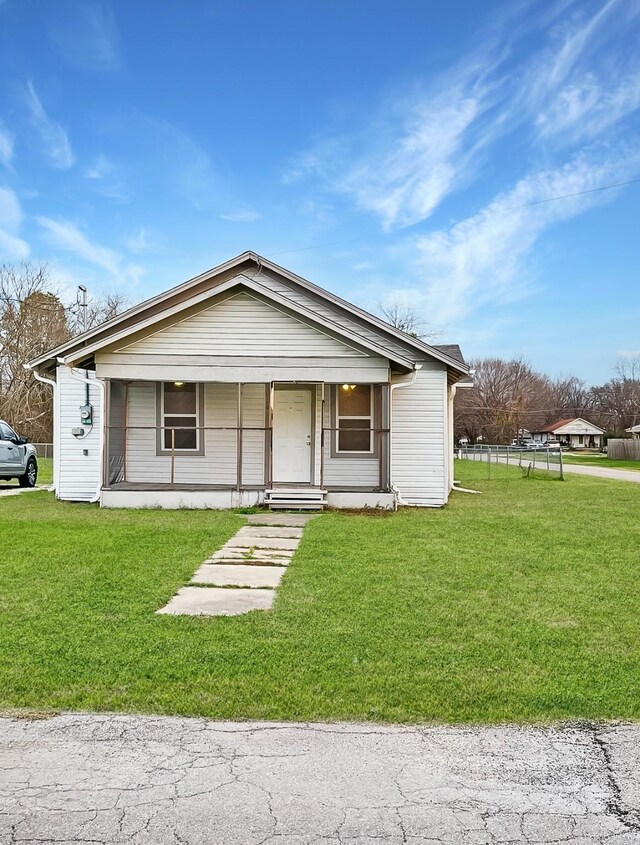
[102,379,394,509]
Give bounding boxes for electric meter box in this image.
[80,404,93,425]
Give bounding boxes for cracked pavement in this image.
[1,715,640,844]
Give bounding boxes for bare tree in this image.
[0,263,70,440]
[591,358,640,433]
[377,298,440,341]
[68,291,130,334]
[548,376,593,419]
[454,357,552,443]
[0,263,132,441]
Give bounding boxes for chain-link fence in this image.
[458,444,564,480]
[32,443,54,458]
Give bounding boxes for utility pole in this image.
[78,285,88,333]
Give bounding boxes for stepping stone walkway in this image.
[156,512,318,617]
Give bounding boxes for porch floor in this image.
[106,482,239,492]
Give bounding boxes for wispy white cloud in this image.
[37,217,143,286]
[340,87,490,230]
[23,81,75,169]
[84,153,114,180]
[412,149,640,326]
[124,228,152,252]
[0,187,29,259]
[143,119,216,209]
[220,210,261,223]
[50,0,121,71]
[287,0,640,232]
[0,123,14,170]
[83,153,130,201]
[37,217,120,274]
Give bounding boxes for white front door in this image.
[272,389,313,483]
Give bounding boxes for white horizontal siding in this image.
[255,270,420,363]
[241,384,266,486]
[391,365,447,506]
[123,382,266,487]
[121,292,365,358]
[96,358,389,383]
[57,366,101,501]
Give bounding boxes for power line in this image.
[460,406,640,416]
[509,176,640,209]
[1,296,78,313]
[266,236,364,258]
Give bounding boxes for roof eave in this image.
[27,250,468,375]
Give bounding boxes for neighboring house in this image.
[27,252,470,510]
[626,424,640,439]
[532,418,604,449]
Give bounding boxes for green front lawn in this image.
[36,456,53,485]
[0,456,52,486]
[1,461,639,724]
[561,453,640,471]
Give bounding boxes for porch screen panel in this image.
[162,382,198,450]
[337,385,372,453]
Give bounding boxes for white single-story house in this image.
[626,424,640,439]
[27,252,470,510]
[532,417,604,449]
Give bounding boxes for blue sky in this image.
[1,0,639,383]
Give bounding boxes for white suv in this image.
[0,420,38,487]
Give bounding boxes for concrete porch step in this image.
[264,488,327,512]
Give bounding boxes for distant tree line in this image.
[0,262,130,442]
[455,357,640,444]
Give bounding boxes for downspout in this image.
[388,363,422,507]
[61,360,107,504]
[25,364,58,493]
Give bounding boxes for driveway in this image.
[555,462,640,483]
[493,457,640,484]
[1,714,639,844]
[0,485,50,497]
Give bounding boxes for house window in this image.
[161,382,199,450]
[336,384,373,453]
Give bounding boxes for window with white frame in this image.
[336,384,373,453]
[161,382,199,450]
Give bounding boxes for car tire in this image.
[19,457,38,488]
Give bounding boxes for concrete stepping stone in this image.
[224,535,300,550]
[156,587,274,616]
[246,513,318,527]
[207,553,292,566]
[208,547,294,559]
[236,525,303,539]
[156,512,316,618]
[191,564,285,588]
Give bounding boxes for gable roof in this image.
[534,417,605,434]
[27,251,469,376]
[433,344,465,364]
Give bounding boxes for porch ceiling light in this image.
[174,381,185,387]
[341,383,356,392]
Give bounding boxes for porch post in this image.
[380,383,391,490]
[236,383,243,493]
[266,382,274,488]
[320,383,325,490]
[123,381,129,483]
[102,379,111,490]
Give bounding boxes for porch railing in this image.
[106,424,391,490]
